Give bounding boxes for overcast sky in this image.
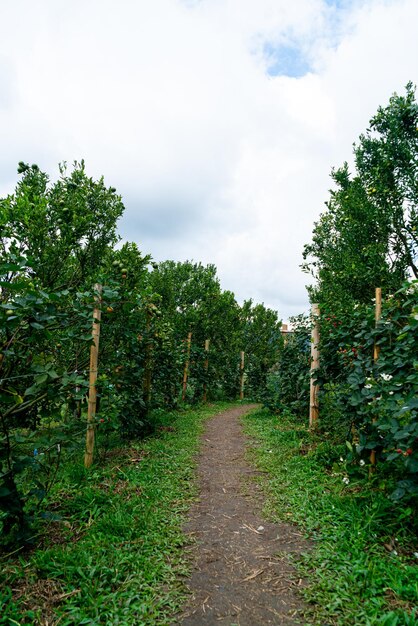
[1,0,417,320]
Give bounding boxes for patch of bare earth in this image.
[12,578,80,626]
[179,404,310,626]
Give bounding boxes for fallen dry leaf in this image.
[240,568,265,582]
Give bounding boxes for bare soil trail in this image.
[178,404,309,626]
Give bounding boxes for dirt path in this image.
[179,404,309,626]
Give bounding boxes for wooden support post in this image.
[203,339,210,403]
[373,287,382,362]
[182,331,192,401]
[239,351,245,400]
[370,287,382,470]
[84,284,102,468]
[309,304,320,430]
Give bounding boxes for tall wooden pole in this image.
[239,351,245,400]
[84,284,102,468]
[182,332,192,401]
[370,287,382,470]
[309,304,320,430]
[203,339,210,403]
[373,287,382,362]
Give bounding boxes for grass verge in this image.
[243,408,418,626]
[0,401,237,626]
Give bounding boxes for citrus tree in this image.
[240,300,282,401]
[297,84,418,502]
[303,83,418,308]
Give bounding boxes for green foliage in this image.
[355,82,418,281]
[148,261,244,401]
[1,160,124,290]
[0,254,95,541]
[315,281,418,501]
[303,83,418,307]
[1,403,233,625]
[241,300,282,401]
[244,409,418,626]
[262,314,311,416]
[1,161,282,545]
[294,84,418,506]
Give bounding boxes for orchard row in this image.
[265,83,418,505]
[0,160,282,541]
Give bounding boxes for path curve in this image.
[179,404,309,626]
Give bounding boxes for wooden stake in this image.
[239,351,245,400]
[370,287,382,470]
[84,284,102,468]
[309,304,320,430]
[373,287,382,362]
[182,332,192,401]
[203,339,210,403]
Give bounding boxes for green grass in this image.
[243,408,418,626]
[0,402,237,626]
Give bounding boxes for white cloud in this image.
[1,0,418,319]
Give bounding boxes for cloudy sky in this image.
[1,0,417,320]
